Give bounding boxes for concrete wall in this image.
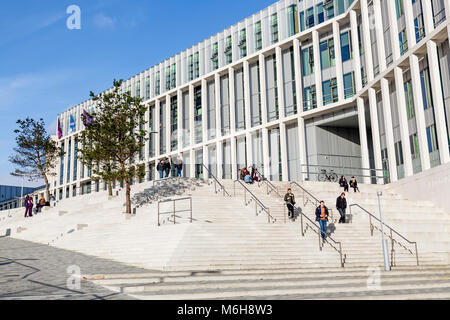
[388,162,450,214]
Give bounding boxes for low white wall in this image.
[388,162,450,214]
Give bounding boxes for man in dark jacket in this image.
[284,188,296,220]
[157,159,165,179]
[164,158,171,178]
[336,192,347,224]
[315,201,329,239]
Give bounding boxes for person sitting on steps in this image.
[339,176,349,192]
[350,176,360,193]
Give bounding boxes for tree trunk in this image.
[43,174,50,202]
[108,181,113,197]
[125,177,131,214]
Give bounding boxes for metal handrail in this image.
[253,169,282,198]
[301,163,388,183]
[290,182,336,223]
[293,202,346,267]
[233,180,275,223]
[202,164,231,197]
[157,197,193,226]
[349,203,419,266]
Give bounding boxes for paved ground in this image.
[0,237,150,300]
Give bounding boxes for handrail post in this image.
[318,226,322,251]
[415,243,419,266]
[190,197,193,223]
[390,229,395,268]
[157,202,160,226]
[173,200,176,225]
[300,212,304,236]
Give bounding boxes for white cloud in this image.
[93,13,116,28]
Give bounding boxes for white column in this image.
[216,140,223,179]
[190,149,195,178]
[294,38,307,181]
[403,0,417,50]
[387,0,401,61]
[229,67,236,134]
[409,54,431,171]
[243,61,253,167]
[421,0,435,35]
[201,79,208,144]
[262,128,271,179]
[259,54,268,124]
[427,40,450,164]
[350,10,363,92]
[312,31,323,108]
[189,84,195,148]
[165,95,171,154]
[203,145,209,179]
[394,66,414,177]
[380,78,398,182]
[215,73,222,140]
[275,46,286,118]
[231,136,237,180]
[361,0,374,82]
[373,0,387,73]
[368,88,383,183]
[279,123,289,181]
[333,21,345,101]
[357,97,371,184]
[177,90,183,153]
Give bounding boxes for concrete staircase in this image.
[1,177,449,299]
[83,265,450,300]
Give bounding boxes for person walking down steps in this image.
[284,188,296,220]
[336,192,347,224]
[315,201,329,240]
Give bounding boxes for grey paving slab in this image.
[0,237,154,300]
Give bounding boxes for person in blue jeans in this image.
[164,157,171,178]
[157,159,165,179]
[315,201,329,240]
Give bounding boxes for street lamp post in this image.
[377,191,391,271]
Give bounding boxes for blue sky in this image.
[0,0,276,187]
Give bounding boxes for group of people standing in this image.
[24,195,47,218]
[157,155,183,179]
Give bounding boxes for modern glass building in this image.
[53,0,450,198]
[0,185,43,211]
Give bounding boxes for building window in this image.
[323,78,338,105]
[73,140,77,181]
[136,80,141,98]
[287,5,298,37]
[306,7,315,29]
[271,13,279,43]
[325,0,335,19]
[395,0,404,19]
[426,125,439,153]
[225,36,232,64]
[145,76,150,100]
[255,21,262,50]
[399,30,408,55]
[189,53,200,81]
[320,38,335,70]
[420,67,433,110]
[194,86,202,144]
[171,96,178,150]
[343,72,355,99]
[301,46,315,76]
[155,71,160,96]
[211,42,219,70]
[414,15,425,42]
[303,85,317,111]
[404,80,415,119]
[317,3,325,24]
[239,29,247,58]
[340,31,352,62]
[410,133,420,160]
[60,142,64,186]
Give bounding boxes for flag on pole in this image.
[83,109,94,127]
[57,118,62,139]
[69,114,75,134]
